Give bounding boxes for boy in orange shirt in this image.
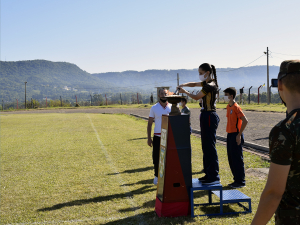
[224,87,248,188]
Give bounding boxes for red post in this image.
[75,95,77,104]
[137,93,139,104]
[46,97,47,108]
[105,94,108,105]
[258,85,262,104]
[16,99,18,109]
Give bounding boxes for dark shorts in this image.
[152,135,160,165]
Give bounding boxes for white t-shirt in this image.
[149,102,172,137]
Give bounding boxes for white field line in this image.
[5,115,145,225]
[86,114,145,223]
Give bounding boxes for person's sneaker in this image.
[202,180,220,185]
[198,176,207,182]
[230,183,246,188]
[153,176,158,185]
[228,182,235,186]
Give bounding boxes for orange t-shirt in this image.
[226,102,245,133]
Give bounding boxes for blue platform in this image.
[190,178,252,217]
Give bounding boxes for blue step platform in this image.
[190,178,252,217]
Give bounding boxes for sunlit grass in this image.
[0,113,272,224]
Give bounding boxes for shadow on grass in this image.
[37,185,156,212]
[254,137,269,140]
[121,178,153,186]
[127,137,148,141]
[192,170,204,176]
[103,211,196,225]
[107,166,153,175]
[118,199,156,213]
[192,189,247,218]
[197,204,242,218]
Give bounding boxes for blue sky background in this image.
[1,0,300,73]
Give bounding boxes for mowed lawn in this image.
[0,113,272,224]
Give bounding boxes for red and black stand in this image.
[155,114,192,217]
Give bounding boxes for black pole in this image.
[24,82,27,109]
[60,96,62,107]
[248,86,253,104]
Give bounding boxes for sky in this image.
[1,0,300,73]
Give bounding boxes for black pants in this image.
[152,135,161,177]
[227,132,245,184]
[200,111,220,181]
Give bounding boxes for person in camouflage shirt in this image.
[252,60,300,225]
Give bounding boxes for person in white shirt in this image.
[147,88,171,185]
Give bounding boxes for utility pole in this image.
[24,82,27,109]
[248,86,253,104]
[264,47,270,105]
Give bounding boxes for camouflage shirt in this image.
[269,108,300,212]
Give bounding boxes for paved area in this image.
[1,107,286,147]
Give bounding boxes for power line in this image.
[216,54,265,73]
[270,51,300,57]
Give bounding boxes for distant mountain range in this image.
[0,60,280,101]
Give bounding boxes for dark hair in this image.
[199,63,218,87]
[223,87,236,99]
[181,97,187,103]
[282,74,300,94]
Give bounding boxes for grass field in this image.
[0,113,273,224]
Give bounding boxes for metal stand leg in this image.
[190,189,194,217]
[220,189,223,214]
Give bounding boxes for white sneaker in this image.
[153,176,158,185]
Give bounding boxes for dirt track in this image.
[1,107,285,147]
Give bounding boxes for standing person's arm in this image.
[251,163,290,225]
[178,82,203,88]
[236,116,248,145]
[147,117,154,147]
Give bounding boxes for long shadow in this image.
[118,199,156,213]
[121,178,153,186]
[127,137,148,141]
[104,211,196,225]
[107,166,153,175]
[254,137,269,140]
[192,171,204,175]
[37,185,156,212]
